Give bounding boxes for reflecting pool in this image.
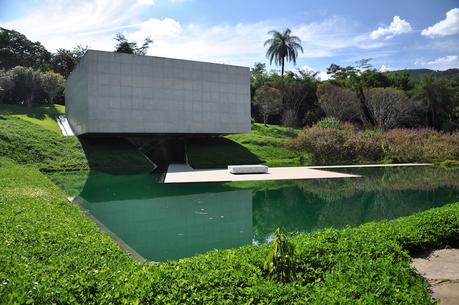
[48,166,459,261]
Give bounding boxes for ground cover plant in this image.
[288,118,459,165]
[1,164,458,304]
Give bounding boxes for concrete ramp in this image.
[164,164,360,183]
[56,115,75,136]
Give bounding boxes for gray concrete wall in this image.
[66,50,250,135]
[65,54,89,135]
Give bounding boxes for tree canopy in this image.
[264,28,303,77]
[114,33,153,55]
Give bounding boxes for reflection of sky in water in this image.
[47,166,459,261]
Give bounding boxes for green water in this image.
[48,166,459,261]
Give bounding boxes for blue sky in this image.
[1,0,458,77]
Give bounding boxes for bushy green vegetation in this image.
[251,60,459,131]
[0,66,65,106]
[288,119,459,165]
[1,165,458,304]
[0,166,139,304]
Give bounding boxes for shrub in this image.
[288,123,459,164]
[287,127,352,164]
[313,117,340,129]
[384,128,459,163]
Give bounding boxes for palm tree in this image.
[264,28,303,77]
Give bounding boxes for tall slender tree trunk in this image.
[281,58,285,77]
[25,95,33,107]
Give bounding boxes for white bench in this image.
[228,165,268,174]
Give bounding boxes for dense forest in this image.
[0,27,458,131]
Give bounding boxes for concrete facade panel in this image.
[66,50,250,135]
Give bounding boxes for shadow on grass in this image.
[186,137,261,169]
[79,136,156,175]
[0,104,63,120]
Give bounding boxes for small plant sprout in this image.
[263,227,296,283]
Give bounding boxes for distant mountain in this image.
[392,68,459,80]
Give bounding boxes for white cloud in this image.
[370,16,412,39]
[415,55,459,70]
[379,64,391,72]
[421,8,459,37]
[317,71,330,81]
[1,0,390,67]
[2,0,156,51]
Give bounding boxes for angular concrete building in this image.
[65,50,250,135]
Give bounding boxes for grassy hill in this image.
[0,105,306,172]
[187,123,312,169]
[0,105,155,173]
[0,104,65,133]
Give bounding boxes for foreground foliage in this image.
[1,165,458,304]
[288,119,459,164]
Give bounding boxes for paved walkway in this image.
[411,249,459,305]
[164,163,431,184]
[164,163,360,183]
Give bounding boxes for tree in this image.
[114,33,153,55]
[385,71,413,91]
[253,85,282,124]
[316,83,362,122]
[365,87,416,130]
[264,28,303,77]
[273,74,318,128]
[0,28,51,70]
[413,74,457,129]
[0,69,13,104]
[7,66,40,107]
[40,71,65,104]
[50,45,88,78]
[326,61,376,126]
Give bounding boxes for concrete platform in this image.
[164,164,360,183]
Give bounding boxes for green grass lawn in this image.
[0,104,65,133]
[1,106,459,303]
[227,123,312,166]
[0,107,155,173]
[187,123,312,168]
[1,165,458,304]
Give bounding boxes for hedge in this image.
[1,166,458,304]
